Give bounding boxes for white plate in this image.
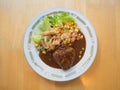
[23,8,98,82]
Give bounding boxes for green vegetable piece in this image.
[54,14,62,25]
[60,12,69,17]
[31,34,43,44]
[64,16,75,23]
[38,16,51,31]
[60,12,75,23]
[82,47,85,51]
[47,16,55,24]
[31,29,44,44]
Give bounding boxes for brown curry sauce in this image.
[39,31,86,69]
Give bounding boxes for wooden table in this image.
[0,0,120,90]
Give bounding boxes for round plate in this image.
[23,8,98,82]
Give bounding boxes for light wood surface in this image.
[0,0,120,90]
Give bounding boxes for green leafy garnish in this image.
[31,30,44,44]
[44,12,76,28]
[32,12,76,44]
[82,47,85,51]
[60,12,75,23]
[38,16,51,31]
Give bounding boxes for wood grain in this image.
[0,0,120,90]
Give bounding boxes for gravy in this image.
[39,31,86,69]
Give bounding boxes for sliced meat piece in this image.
[53,47,76,70]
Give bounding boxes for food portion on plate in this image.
[31,12,86,70]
